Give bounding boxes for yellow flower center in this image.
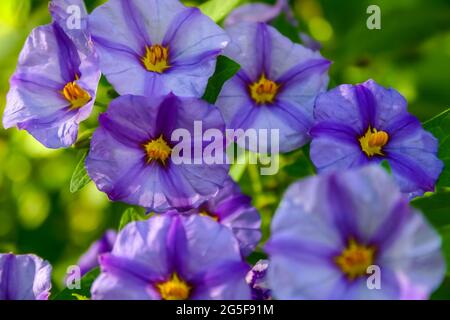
[144,135,172,165]
[249,74,279,104]
[141,44,170,74]
[156,273,191,300]
[61,81,91,110]
[359,127,389,157]
[335,239,376,280]
[199,210,219,222]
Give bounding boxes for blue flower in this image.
[265,166,445,299]
[310,79,443,197]
[91,215,250,300]
[216,22,330,153]
[0,253,52,300]
[88,0,229,97]
[3,0,100,148]
[86,94,229,212]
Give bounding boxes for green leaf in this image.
[72,294,89,300]
[53,268,100,300]
[246,251,268,266]
[423,108,450,188]
[118,207,147,231]
[283,145,316,178]
[202,56,240,104]
[432,276,450,300]
[70,151,91,193]
[439,226,450,277]
[199,0,242,22]
[73,129,94,149]
[380,159,392,175]
[411,192,450,229]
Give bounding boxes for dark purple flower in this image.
[91,214,250,300]
[3,0,100,149]
[86,94,229,212]
[310,79,443,197]
[246,260,272,300]
[265,166,445,300]
[216,22,330,153]
[77,230,117,276]
[185,179,261,257]
[0,253,52,300]
[88,0,229,97]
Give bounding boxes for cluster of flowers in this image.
[0,0,445,300]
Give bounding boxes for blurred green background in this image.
[0,0,449,290]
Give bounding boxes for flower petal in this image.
[0,254,52,300]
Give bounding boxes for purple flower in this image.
[49,0,89,34]
[0,253,52,300]
[88,0,229,97]
[246,260,272,300]
[185,179,261,257]
[77,230,117,276]
[86,94,229,212]
[265,166,445,300]
[310,79,443,197]
[216,22,330,153]
[299,33,322,52]
[3,0,100,149]
[91,214,250,300]
[224,0,287,27]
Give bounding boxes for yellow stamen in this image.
[249,74,279,104]
[359,127,389,157]
[144,135,172,165]
[156,273,191,300]
[199,210,219,222]
[141,44,170,73]
[61,81,91,109]
[335,239,376,280]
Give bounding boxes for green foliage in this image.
[283,145,316,178]
[0,0,30,28]
[440,227,450,277]
[247,250,267,265]
[412,192,450,229]
[69,151,91,193]
[431,226,450,299]
[53,268,100,300]
[423,108,450,189]
[74,129,95,150]
[118,207,148,231]
[380,159,392,175]
[199,0,242,22]
[203,56,240,104]
[72,293,89,300]
[432,277,450,300]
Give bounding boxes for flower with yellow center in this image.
[359,127,389,157]
[144,135,172,165]
[335,239,376,280]
[156,273,191,300]
[199,210,219,222]
[141,44,170,74]
[61,81,91,110]
[249,74,279,105]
